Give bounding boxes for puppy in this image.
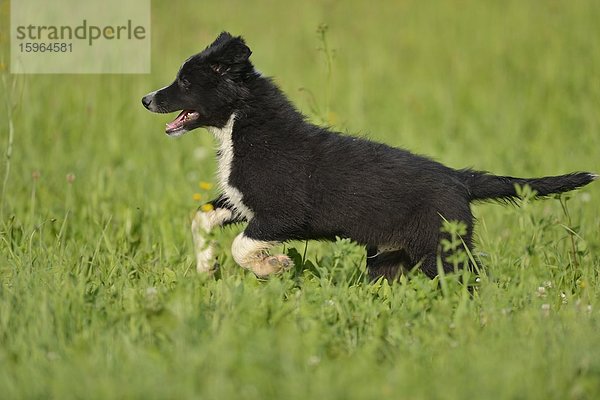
[142,32,596,280]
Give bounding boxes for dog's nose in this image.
[141,95,153,109]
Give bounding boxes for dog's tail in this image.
[460,169,597,202]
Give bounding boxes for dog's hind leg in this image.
[410,233,475,279]
[402,202,475,278]
[192,196,244,273]
[366,246,412,281]
[231,221,293,278]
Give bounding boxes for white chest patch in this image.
[207,114,255,221]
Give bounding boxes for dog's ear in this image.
[215,36,251,65]
[208,32,234,49]
[208,33,252,74]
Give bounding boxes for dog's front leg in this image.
[192,196,243,273]
[231,222,293,278]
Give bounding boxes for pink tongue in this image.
[166,110,191,131]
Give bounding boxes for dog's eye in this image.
[178,77,191,88]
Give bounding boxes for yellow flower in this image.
[201,203,214,212]
[192,193,202,201]
[199,181,213,190]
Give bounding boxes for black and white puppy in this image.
[142,32,596,280]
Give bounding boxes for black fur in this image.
[143,32,596,280]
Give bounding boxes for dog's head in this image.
[142,32,254,136]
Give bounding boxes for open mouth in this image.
[165,110,200,135]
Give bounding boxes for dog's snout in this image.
[141,94,153,109]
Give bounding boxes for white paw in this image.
[250,254,293,278]
[196,246,217,273]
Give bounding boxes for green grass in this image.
[1,0,600,398]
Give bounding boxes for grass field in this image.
[1,0,600,398]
